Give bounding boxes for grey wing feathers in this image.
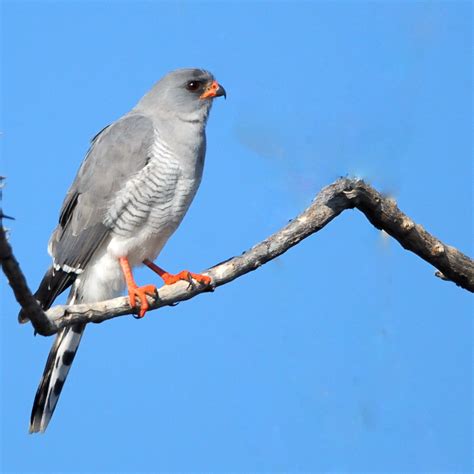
[19,115,155,324]
[50,114,155,273]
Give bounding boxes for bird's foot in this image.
[128,284,157,318]
[161,270,211,287]
[143,259,211,289]
[119,256,157,318]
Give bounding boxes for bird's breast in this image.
[106,135,203,264]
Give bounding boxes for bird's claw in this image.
[185,272,197,290]
[128,284,157,318]
[161,270,212,289]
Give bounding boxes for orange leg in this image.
[143,259,211,286]
[119,257,157,318]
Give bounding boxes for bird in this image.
[19,68,226,433]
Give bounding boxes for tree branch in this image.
[2,178,473,337]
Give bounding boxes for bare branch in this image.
[2,178,473,336]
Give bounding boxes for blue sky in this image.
[1,1,472,472]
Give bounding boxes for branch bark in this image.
[2,178,473,337]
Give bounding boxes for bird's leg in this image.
[143,259,212,287]
[119,257,157,318]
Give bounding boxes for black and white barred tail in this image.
[20,265,85,433]
[29,322,85,433]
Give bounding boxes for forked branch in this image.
[2,178,473,337]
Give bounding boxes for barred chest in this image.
[105,132,205,262]
[147,158,202,235]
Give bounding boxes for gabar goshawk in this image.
[19,68,226,433]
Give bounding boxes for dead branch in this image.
[2,178,473,337]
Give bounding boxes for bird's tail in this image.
[29,284,85,433]
[29,321,85,433]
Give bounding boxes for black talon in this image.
[186,273,198,290]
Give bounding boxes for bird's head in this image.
[135,68,226,121]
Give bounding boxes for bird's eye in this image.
[186,80,201,92]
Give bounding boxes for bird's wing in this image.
[50,113,155,274]
[23,114,156,315]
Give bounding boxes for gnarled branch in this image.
[2,178,473,337]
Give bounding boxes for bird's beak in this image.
[200,80,226,100]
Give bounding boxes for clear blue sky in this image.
[1,1,472,472]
